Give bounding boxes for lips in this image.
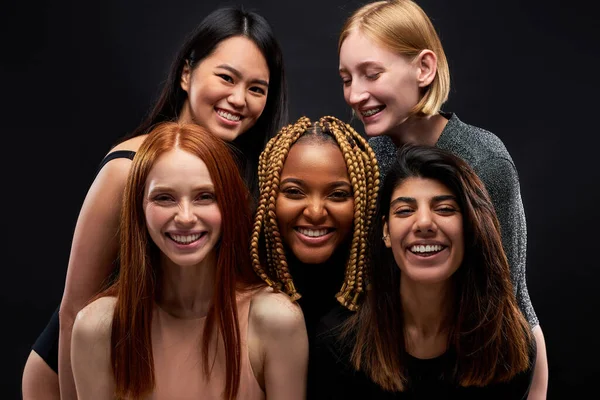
[403,244,451,268]
[215,107,243,123]
[359,105,386,122]
[165,232,209,251]
[167,232,205,245]
[294,227,334,246]
[409,243,446,256]
[360,106,384,117]
[295,227,330,237]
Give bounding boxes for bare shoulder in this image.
[71,297,117,396]
[73,296,116,341]
[248,288,308,399]
[91,147,137,194]
[249,288,306,337]
[95,134,148,179]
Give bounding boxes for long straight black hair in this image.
[117,6,288,199]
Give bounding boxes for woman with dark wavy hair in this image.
[70,122,307,399]
[314,144,535,399]
[22,6,288,399]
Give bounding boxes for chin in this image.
[213,128,242,142]
[363,124,389,138]
[294,250,333,265]
[404,268,455,285]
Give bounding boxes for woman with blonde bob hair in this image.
[338,1,547,396]
[70,122,307,399]
[313,144,536,399]
[339,0,449,118]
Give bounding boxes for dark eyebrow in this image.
[280,178,303,187]
[339,61,383,73]
[432,195,457,203]
[329,181,352,188]
[390,196,415,207]
[216,64,269,87]
[390,194,457,207]
[280,178,352,189]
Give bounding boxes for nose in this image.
[303,198,327,224]
[346,81,369,107]
[227,85,246,109]
[174,201,197,225]
[414,208,436,234]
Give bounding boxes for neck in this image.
[400,277,453,358]
[156,251,217,319]
[387,113,448,147]
[177,99,194,125]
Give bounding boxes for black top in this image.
[288,251,346,340]
[31,149,137,373]
[309,305,536,400]
[96,150,136,173]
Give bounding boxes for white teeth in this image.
[361,108,382,117]
[216,110,241,121]
[410,244,443,253]
[297,228,328,237]
[170,233,202,244]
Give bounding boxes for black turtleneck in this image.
[286,244,350,340]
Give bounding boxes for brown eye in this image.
[393,208,413,216]
[329,190,351,200]
[249,86,266,95]
[436,206,458,214]
[153,194,174,203]
[196,192,216,203]
[217,74,234,83]
[281,187,304,198]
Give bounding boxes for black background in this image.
[2,0,598,398]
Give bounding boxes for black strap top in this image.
[95,150,136,176]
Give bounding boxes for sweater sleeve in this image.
[476,157,538,328]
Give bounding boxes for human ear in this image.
[415,49,437,88]
[180,60,191,93]
[382,219,391,248]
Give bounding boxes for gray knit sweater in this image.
[369,112,538,328]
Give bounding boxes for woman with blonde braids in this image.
[250,115,379,338]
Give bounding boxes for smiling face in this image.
[383,177,463,285]
[339,29,422,137]
[144,148,222,268]
[179,35,269,142]
[275,140,355,264]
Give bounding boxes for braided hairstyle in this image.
[250,116,380,310]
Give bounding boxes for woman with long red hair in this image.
[22,7,288,399]
[70,122,307,399]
